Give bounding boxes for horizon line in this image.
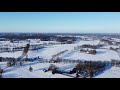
[0,32,120,34]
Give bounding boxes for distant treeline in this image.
[0,33,57,41]
[0,33,77,43]
[0,33,120,41]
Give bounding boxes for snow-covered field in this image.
[95,67,120,78]
[0,44,74,59]
[2,62,76,78]
[1,38,120,78]
[0,40,102,59]
[63,49,120,61]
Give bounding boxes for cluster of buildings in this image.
[100,38,120,46]
[74,44,97,55]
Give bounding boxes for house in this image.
[80,44,96,49]
[74,44,97,55]
[80,48,96,55]
[100,39,113,45]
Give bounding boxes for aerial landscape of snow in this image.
[1,33,120,78]
[63,49,120,61]
[2,12,120,79]
[3,62,75,78]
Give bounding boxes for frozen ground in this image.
[2,61,76,78]
[2,61,120,78]
[95,67,120,78]
[0,40,102,59]
[102,45,119,49]
[1,39,120,78]
[63,49,120,61]
[0,44,74,59]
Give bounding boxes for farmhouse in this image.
[74,44,97,55]
[80,44,96,49]
[100,39,113,45]
[80,48,97,55]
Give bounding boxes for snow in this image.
[0,40,120,61]
[2,62,75,78]
[102,45,119,49]
[0,44,74,59]
[1,38,120,78]
[3,60,120,78]
[111,38,120,42]
[63,49,120,61]
[0,62,7,69]
[75,40,100,45]
[95,67,120,78]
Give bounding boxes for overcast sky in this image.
[0,12,120,33]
